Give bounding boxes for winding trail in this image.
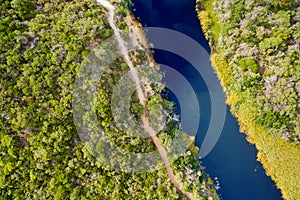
[96,0,195,199]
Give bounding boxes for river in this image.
[131,0,282,199]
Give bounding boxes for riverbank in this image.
[196,0,300,199]
[98,0,219,199]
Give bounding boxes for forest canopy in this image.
[0,0,217,199]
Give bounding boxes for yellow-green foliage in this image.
[196,0,220,42]
[197,11,212,39]
[210,53,233,87]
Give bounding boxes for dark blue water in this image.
[131,0,282,199]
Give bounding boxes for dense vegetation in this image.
[0,0,217,199]
[196,0,300,199]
